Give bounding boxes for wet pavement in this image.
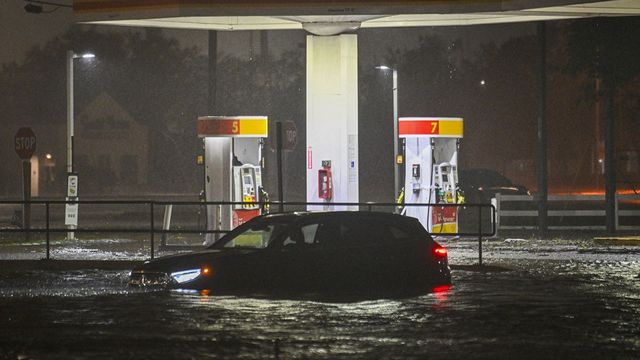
[1,237,639,359]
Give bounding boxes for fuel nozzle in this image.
[435,186,444,203]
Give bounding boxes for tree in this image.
[566,17,640,90]
[0,26,209,196]
[566,16,640,231]
[215,40,306,200]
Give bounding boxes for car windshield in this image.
[209,219,290,250]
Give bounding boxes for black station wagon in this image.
[129,211,451,298]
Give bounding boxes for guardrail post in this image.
[45,202,50,260]
[615,193,619,231]
[492,194,500,237]
[162,204,173,248]
[150,202,155,259]
[492,204,497,236]
[478,205,483,266]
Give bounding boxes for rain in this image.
[1,0,640,358]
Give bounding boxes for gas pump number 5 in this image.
[231,120,239,134]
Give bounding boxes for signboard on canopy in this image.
[197,116,268,138]
[399,117,463,138]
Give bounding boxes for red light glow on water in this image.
[431,284,452,306]
[432,285,452,293]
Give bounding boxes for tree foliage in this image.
[0,26,209,195]
[566,17,640,88]
[0,26,307,197]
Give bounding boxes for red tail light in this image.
[433,244,448,258]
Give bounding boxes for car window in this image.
[280,222,323,248]
[339,218,395,246]
[217,222,289,249]
[271,215,426,249]
[301,223,319,244]
[282,233,297,247]
[311,219,340,247]
[389,225,413,240]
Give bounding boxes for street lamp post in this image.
[66,50,74,178]
[376,66,400,203]
[66,50,95,240]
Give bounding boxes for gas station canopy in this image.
[75,0,640,34]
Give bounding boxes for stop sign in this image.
[14,127,37,160]
[282,121,297,150]
[270,121,297,151]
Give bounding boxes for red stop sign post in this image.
[14,127,37,238]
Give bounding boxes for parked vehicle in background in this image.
[459,169,530,204]
[130,211,451,298]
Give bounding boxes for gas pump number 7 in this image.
[429,121,439,134]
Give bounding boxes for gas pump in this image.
[433,163,458,204]
[197,116,268,245]
[232,164,262,227]
[399,117,463,233]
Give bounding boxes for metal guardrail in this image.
[493,193,640,232]
[0,200,495,264]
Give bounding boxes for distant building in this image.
[76,92,149,193]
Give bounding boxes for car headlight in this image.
[170,268,201,283]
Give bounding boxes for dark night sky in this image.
[1,0,72,65]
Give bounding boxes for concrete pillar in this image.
[204,137,232,242]
[306,34,359,210]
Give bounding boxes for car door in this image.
[270,221,324,294]
[335,217,397,289]
[327,215,426,292]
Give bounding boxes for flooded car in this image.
[459,168,530,203]
[129,211,451,297]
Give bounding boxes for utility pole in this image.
[536,22,548,238]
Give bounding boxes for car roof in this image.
[260,211,417,223]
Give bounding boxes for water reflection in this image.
[0,255,638,359]
[430,284,451,308]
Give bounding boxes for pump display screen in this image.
[244,176,252,185]
[443,174,448,182]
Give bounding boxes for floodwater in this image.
[1,241,639,359]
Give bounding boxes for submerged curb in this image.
[0,260,143,271]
